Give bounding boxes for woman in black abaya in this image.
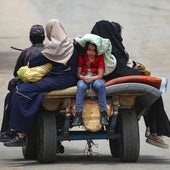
[91,20,170,149]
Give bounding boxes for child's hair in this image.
[84,42,98,54]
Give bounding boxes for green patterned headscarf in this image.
[75,33,117,75]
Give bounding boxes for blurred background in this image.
[0,0,170,74]
[0,1,169,168]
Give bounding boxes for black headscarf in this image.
[91,20,129,64]
[91,20,143,80]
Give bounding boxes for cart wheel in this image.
[109,114,121,158]
[109,139,120,158]
[37,110,56,163]
[119,109,140,162]
[22,122,37,160]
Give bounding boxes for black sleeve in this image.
[13,49,27,77]
[29,53,50,67]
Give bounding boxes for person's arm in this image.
[77,57,89,81]
[77,67,83,79]
[28,53,50,67]
[80,68,104,84]
[90,55,104,80]
[13,50,27,76]
[92,68,104,80]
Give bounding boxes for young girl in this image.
[72,42,108,126]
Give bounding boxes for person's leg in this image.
[93,79,108,125]
[154,97,170,136]
[1,92,12,132]
[146,97,170,149]
[0,92,16,143]
[93,79,107,111]
[143,114,151,137]
[75,80,88,112]
[72,80,88,126]
[9,75,77,133]
[5,75,76,146]
[148,97,170,136]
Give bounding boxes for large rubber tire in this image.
[22,122,37,160]
[119,109,140,162]
[109,139,120,158]
[37,110,57,163]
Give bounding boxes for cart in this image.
[22,75,163,163]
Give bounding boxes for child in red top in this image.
[72,42,108,126]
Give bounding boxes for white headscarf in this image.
[42,19,74,65]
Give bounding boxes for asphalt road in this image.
[0,0,170,169]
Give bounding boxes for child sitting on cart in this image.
[72,42,108,126]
